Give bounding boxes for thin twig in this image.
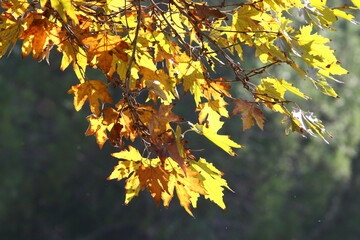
[125,0,142,91]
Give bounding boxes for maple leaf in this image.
[85,115,110,149]
[102,107,119,125]
[139,67,177,103]
[190,118,243,156]
[197,100,228,124]
[190,158,232,209]
[50,0,78,24]
[82,34,129,76]
[0,15,22,57]
[255,77,309,113]
[107,158,141,181]
[257,77,309,101]
[164,140,188,173]
[148,104,182,141]
[165,158,207,216]
[182,61,206,106]
[20,14,58,60]
[282,108,332,143]
[174,178,195,216]
[59,41,88,82]
[138,165,169,206]
[68,80,113,116]
[124,173,142,204]
[111,146,143,162]
[232,99,266,131]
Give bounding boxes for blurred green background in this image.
[1,1,360,240]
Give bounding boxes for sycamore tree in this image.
[0,0,359,215]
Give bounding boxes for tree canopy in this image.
[1,0,359,215]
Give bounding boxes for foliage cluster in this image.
[0,0,359,214]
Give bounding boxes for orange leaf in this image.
[20,14,53,59]
[82,34,129,75]
[173,167,207,216]
[137,165,169,206]
[148,104,182,142]
[102,107,119,125]
[68,80,113,115]
[96,51,114,75]
[175,181,194,216]
[179,167,207,195]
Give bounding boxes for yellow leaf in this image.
[190,158,232,209]
[351,0,360,8]
[105,0,128,13]
[124,173,141,204]
[333,9,357,23]
[257,77,309,100]
[139,67,176,103]
[107,159,141,181]
[0,16,22,57]
[313,80,339,98]
[288,109,332,143]
[165,158,207,215]
[296,25,348,77]
[85,115,110,149]
[50,0,78,24]
[2,0,29,18]
[181,61,206,106]
[197,100,228,124]
[174,179,194,216]
[40,0,48,8]
[111,146,143,162]
[191,118,243,156]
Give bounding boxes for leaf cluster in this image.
[0,0,359,214]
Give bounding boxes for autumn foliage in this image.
[1,0,359,215]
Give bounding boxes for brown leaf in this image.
[109,123,123,147]
[232,99,266,131]
[193,4,227,20]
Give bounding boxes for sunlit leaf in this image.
[190,118,243,156]
[68,80,113,115]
